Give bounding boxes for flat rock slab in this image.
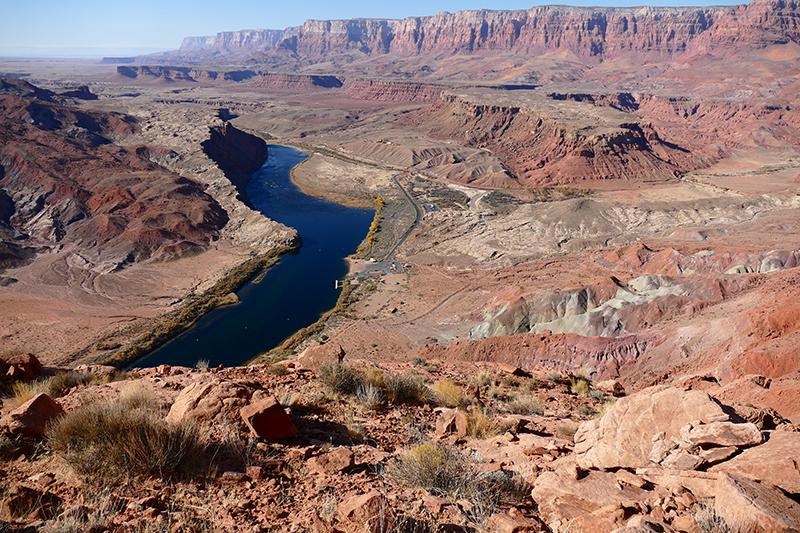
[710,431,800,495]
[532,468,650,526]
[685,421,763,447]
[0,393,63,437]
[167,379,254,424]
[338,490,396,533]
[240,396,297,441]
[714,473,800,533]
[575,385,728,470]
[307,447,355,476]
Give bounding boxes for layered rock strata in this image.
[400,89,700,185]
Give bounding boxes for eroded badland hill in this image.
[2,0,800,531]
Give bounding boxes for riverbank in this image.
[118,145,374,369]
[288,151,395,208]
[97,248,292,368]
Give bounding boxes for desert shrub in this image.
[267,363,290,376]
[280,392,303,408]
[356,383,385,410]
[389,442,529,519]
[587,389,605,401]
[361,366,386,388]
[472,369,495,387]
[318,362,364,396]
[487,385,507,400]
[692,502,753,533]
[383,371,431,404]
[339,411,368,443]
[595,399,616,418]
[13,371,95,404]
[46,396,206,480]
[431,380,466,408]
[118,383,160,411]
[465,408,503,439]
[570,376,591,396]
[0,433,19,462]
[558,422,579,438]
[499,376,519,388]
[547,372,563,383]
[506,396,544,416]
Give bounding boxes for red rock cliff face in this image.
[549,91,800,154]
[248,73,344,91]
[401,90,700,186]
[343,80,445,102]
[180,29,292,51]
[172,5,728,65]
[685,0,800,56]
[278,19,395,57]
[389,6,724,60]
[0,81,244,270]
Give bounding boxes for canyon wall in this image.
[342,79,445,102]
[180,29,293,52]
[110,66,257,84]
[175,5,729,62]
[400,89,701,186]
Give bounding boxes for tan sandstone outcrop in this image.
[709,430,800,495]
[0,393,63,437]
[574,386,729,470]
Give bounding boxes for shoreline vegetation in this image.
[97,140,382,370]
[98,248,293,369]
[248,275,358,365]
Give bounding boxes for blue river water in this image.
[132,145,373,368]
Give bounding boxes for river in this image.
[132,145,373,368]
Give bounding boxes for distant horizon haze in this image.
[1,0,746,58]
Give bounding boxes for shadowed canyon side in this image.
[0,78,298,362]
[399,89,700,186]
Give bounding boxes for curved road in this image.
[350,173,422,278]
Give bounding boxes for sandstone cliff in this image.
[109,66,257,84]
[248,73,343,91]
[400,89,700,186]
[180,29,293,52]
[171,5,728,66]
[0,82,232,271]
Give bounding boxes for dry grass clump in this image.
[267,363,290,376]
[465,408,504,439]
[570,376,592,396]
[318,362,365,396]
[383,371,431,404]
[361,366,386,388]
[13,371,96,404]
[472,369,496,387]
[692,503,754,533]
[318,363,431,405]
[46,393,207,480]
[431,380,467,408]
[355,383,385,410]
[506,396,544,416]
[558,422,579,438]
[389,441,529,519]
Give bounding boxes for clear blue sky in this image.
[1,0,745,56]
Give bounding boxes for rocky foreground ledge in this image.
[0,353,797,532]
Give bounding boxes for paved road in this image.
[349,174,421,279]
